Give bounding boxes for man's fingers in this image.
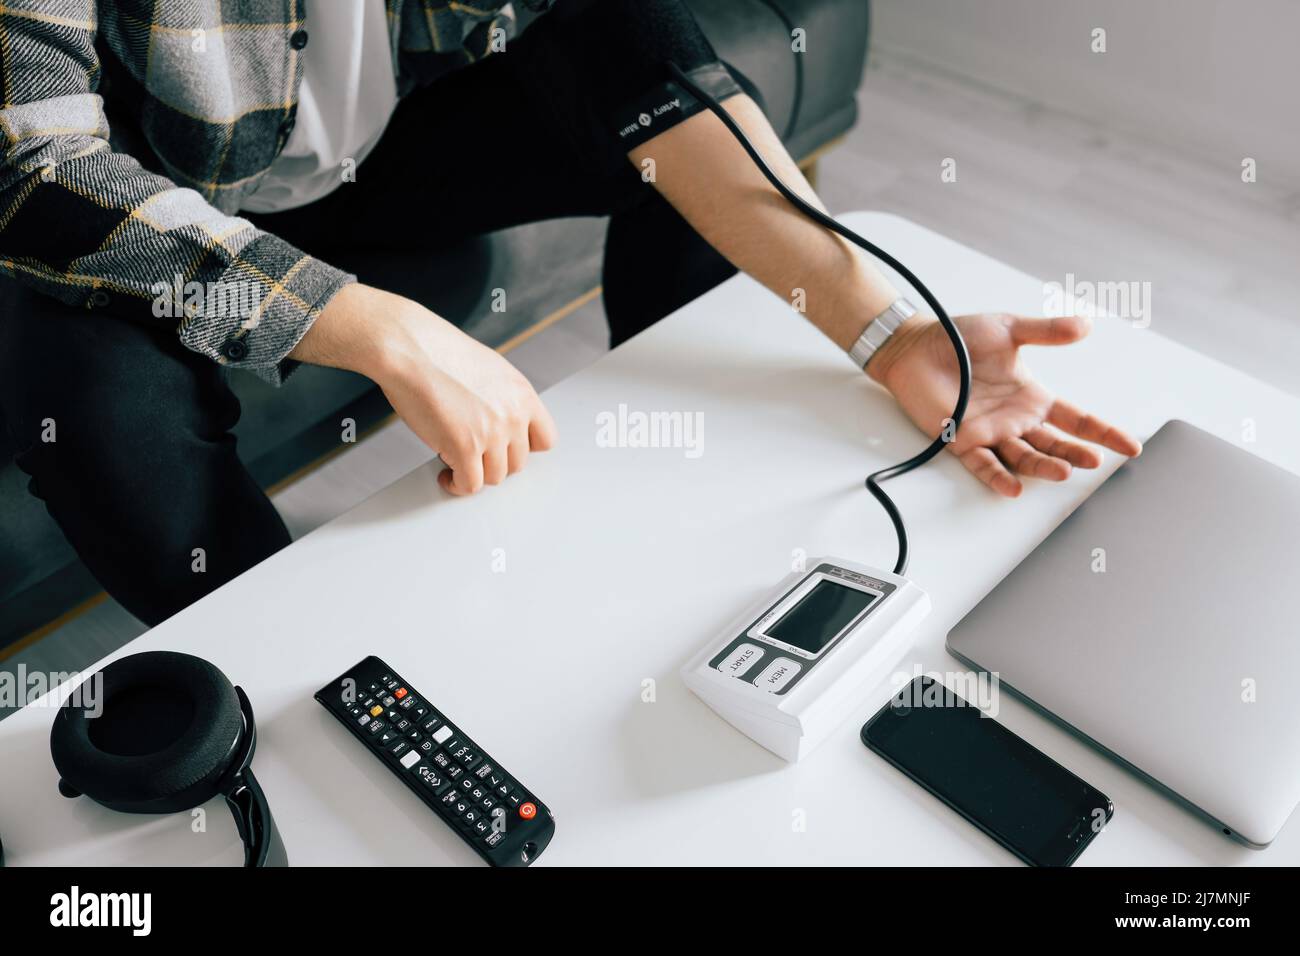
[960,446,1022,497]
[528,404,558,452]
[1046,399,1143,456]
[439,404,554,497]
[996,437,1071,481]
[482,444,508,486]
[1008,314,1090,347]
[1024,425,1102,469]
[438,452,484,496]
[506,436,529,476]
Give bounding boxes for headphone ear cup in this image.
[50,651,244,813]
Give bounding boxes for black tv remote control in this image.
[316,656,555,867]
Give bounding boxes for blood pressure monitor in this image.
[682,557,929,761]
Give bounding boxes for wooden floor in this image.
[5,50,1296,699]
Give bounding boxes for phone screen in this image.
[861,677,1112,866]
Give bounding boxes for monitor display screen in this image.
[766,580,876,654]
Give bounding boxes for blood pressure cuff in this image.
[610,63,744,152]
[522,0,747,188]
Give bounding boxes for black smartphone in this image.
[861,676,1113,866]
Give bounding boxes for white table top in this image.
[4,212,1298,867]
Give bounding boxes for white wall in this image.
[872,0,1300,188]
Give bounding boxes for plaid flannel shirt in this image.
[0,0,549,384]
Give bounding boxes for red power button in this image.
[519,802,537,820]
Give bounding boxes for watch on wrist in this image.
[847,297,917,372]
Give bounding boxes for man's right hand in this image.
[291,283,557,495]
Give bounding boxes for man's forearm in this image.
[307,95,898,380]
[627,94,900,352]
[289,283,410,379]
[288,281,557,495]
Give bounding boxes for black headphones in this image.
[48,651,287,866]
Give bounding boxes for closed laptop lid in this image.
[947,419,1300,846]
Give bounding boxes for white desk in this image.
[3,213,1298,866]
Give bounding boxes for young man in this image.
[0,0,1139,627]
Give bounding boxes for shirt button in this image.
[290,29,309,50]
[88,290,111,309]
[220,337,249,361]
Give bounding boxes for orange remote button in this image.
[394,687,408,700]
[519,802,537,820]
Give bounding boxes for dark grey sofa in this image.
[0,0,871,650]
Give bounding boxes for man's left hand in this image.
[867,312,1142,497]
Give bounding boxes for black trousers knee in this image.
[0,288,292,626]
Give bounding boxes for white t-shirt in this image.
[243,0,398,213]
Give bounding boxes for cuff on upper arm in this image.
[610,62,743,152]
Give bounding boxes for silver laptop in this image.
[947,419,1300,847]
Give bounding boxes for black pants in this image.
[0,0,743,626]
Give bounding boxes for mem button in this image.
[755,657,801,694]
[87,289,111,309]
[219,337,248,361]
[290,29,309,50]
